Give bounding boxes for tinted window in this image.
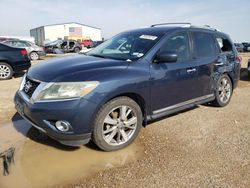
[10,41,27,47]
[193,33,217,58]
[69,42,75,48]
[160,32,190,62]
[3,41,11,45]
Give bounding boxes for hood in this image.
[27,55,129,82]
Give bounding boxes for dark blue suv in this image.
[14,23,241,151]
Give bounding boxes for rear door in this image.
[215,36,240,83]
[191,32,219,98]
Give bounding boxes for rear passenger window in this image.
[193,33,217,58]
[160,32,190,62]
[216,37,233,52]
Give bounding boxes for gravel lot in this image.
[0,53,250,188]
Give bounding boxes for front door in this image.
[150,32,198,114]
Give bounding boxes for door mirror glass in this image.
[155,51,178,63]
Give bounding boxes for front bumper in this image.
[14,91,98,146]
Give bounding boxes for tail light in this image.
[235,55,242,63]
[20,49,27,56]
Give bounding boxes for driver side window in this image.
[160,32,190,62]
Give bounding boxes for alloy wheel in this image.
[0,65,11,79]
[218,77,231,103]
[102,105,137,146]
[30,52,39,61]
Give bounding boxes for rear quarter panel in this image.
[0,48,30,70]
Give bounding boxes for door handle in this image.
[215,57,225,66]
[186,68,196,73]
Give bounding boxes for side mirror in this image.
[155,51,178,63]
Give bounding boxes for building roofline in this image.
[30,22,101,30]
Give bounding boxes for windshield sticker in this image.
[139,35,158,40]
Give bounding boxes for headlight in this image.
[34,81,99,101]
[19,74,27,91]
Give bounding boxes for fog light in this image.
[55,121,70,132]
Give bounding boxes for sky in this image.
[0,0,249,42]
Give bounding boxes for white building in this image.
[30,22,102,46]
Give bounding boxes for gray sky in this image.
[0,0,249,42]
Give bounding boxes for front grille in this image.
[23,77,40,98]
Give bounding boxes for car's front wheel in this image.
[92,97,142,151]
[212,74,232,107]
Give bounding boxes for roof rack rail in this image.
[191,25,219,31]
[203,25,219,31]
[151,23,191,27]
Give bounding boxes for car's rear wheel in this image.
[29,52,39,61]
[74,47,80,53]
[212,74,232,107]
[0,62,13,80]
[92,97,142,151]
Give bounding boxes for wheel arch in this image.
[223,72,234,90]
[106,92,148,126]
[0,60,14,70]
[29,51,38,55]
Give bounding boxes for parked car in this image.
[2,40,46,61]
[14,23,241,151]
[81,39,94,48]
[242,42,250,52]
[44,40,82,53]
[0,43,30,80]
[92,41,104,48]
[79,41,105,54]
[234,43,244,52]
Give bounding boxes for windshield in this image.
[87,32,163,61]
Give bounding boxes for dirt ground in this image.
[0,53,250,188]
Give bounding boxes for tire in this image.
[29,52,39,61]
[212,74,232,107]
[0,62,13,80]
[248,65,250,78]
[74,47,80,53]
[92,97,142,151]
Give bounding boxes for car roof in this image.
[123,25,229,38]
